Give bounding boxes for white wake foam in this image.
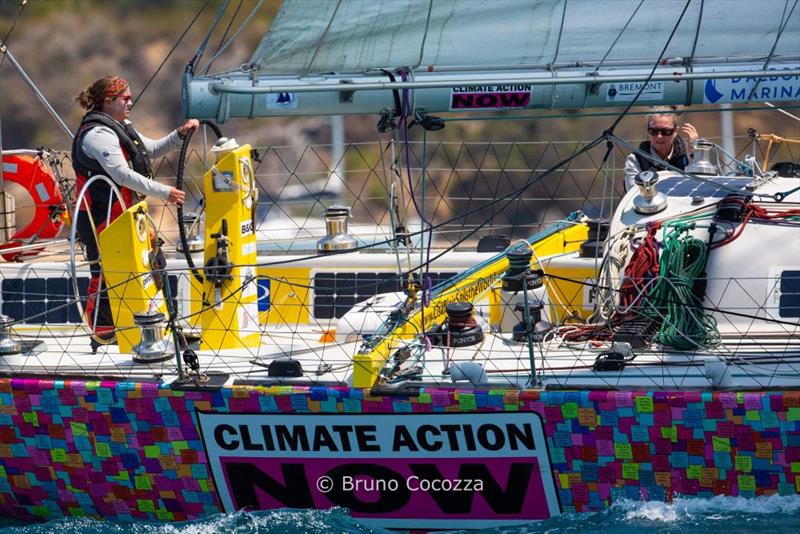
[612,494,800,523]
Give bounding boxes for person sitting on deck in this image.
[623,105,700,191]
[71,75,198,344]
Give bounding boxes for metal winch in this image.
[317,205,358,253]
[579,218,610,258]
[0,315,21,355]
[633,170,668,214]
[131,311,174,363]
[686,138,721,175]
[512,301,552,343]
[497,248,548,334]
[177,211,204,253]
[430,302,485,348]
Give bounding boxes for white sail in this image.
[185,0,800,119]
[251,0,797,74]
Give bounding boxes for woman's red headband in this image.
[104,76,129,100]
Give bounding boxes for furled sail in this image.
[184,0,800,120]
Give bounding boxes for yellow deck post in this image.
[97,201,166,353]
[199,143,260,351]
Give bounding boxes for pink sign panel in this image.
[222,456,550,520]
[199,412,559,529]
[450,85,533,110]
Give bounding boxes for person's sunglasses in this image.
[648,127,675,137]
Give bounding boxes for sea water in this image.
[0,495,798,533]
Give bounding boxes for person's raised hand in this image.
[680,123,699,145]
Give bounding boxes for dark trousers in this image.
[76,210,114,331]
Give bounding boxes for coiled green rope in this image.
[645,222,720,350]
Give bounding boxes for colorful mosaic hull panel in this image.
[0,378,797,527]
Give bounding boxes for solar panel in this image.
[780,270,800,318]
[0,275,177,325]
[313,271,457,319]
[656,176,750,199]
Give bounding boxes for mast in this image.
[0,103,8,243]
[720,103,735,167]
[329,115,345,196]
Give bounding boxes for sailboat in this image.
[0,0,798,529]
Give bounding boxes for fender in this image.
[0,153,66,261]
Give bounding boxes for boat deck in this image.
[1,175,798,392]
[5,323,799,391]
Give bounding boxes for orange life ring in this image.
[0,153,66,261]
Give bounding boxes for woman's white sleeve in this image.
[81,126,172,200]
[623,153,642,192]
[134,124,183,158]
